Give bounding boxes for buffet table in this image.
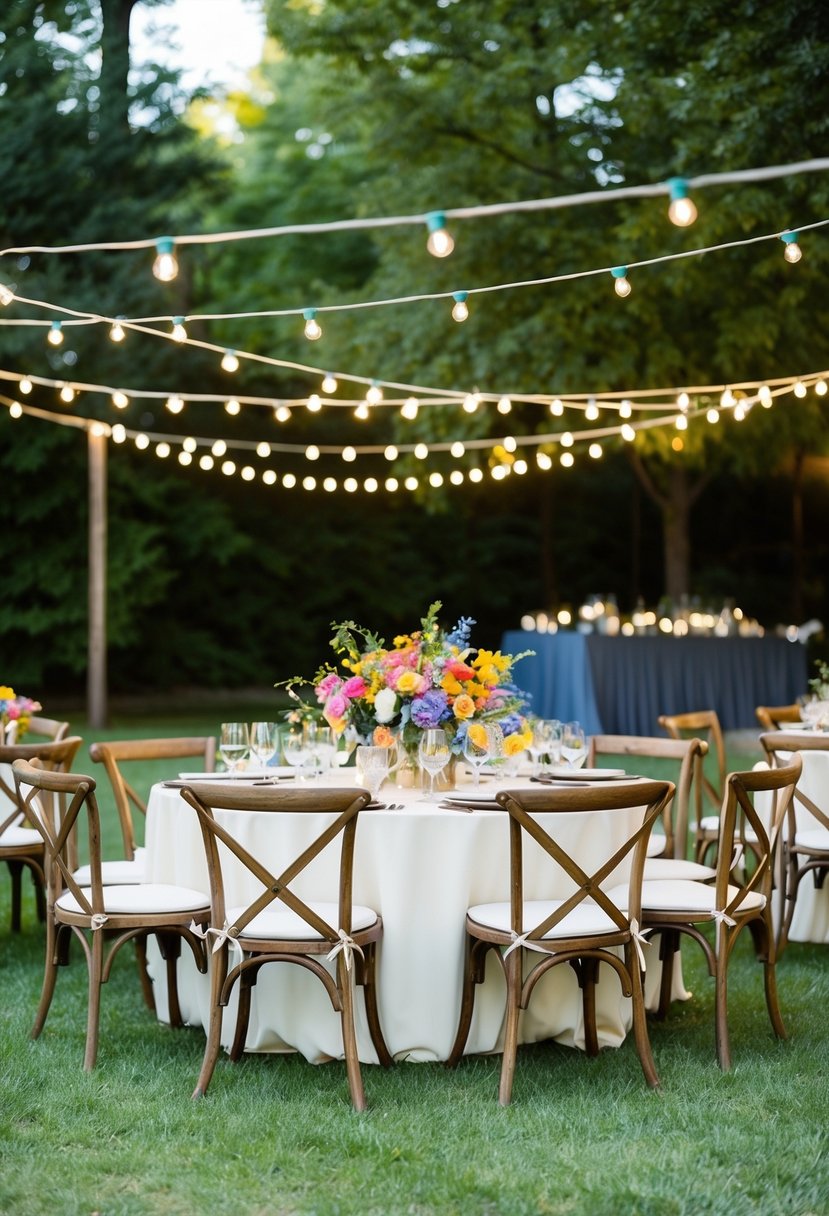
[143,772,680,1064]
[504,631,808,734]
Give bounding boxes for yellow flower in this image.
[474,649,510,675]
[453,694,476,720]
[396,670,420,694]
[0,686,14,700]
[475,665,499,686]
[467,721,487,746]
[441,673,463,696]
[466,680,487,698]
[504,733,527,757]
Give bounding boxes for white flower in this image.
[374,687,398,724]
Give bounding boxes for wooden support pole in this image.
[87,426,108,728]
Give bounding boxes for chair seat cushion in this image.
[57,883,209,917]
[618,879,766,917]
[226,901,378,941]
[646,833,667,858]
[0,824,42,849]
[73,846,146,886]
[794,828,829,854]
[467,898,621,940]
[697,816,758,842]
[642,857,716,882]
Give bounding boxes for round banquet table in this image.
[143,771,682,1065]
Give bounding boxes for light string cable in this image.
[1,158,829,258]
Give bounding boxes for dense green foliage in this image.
[0,0,827,697]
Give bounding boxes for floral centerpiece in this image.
[808,660,829,701]
[303,602,533,762]
[0,686,42,741]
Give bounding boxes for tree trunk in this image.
[99,0,137,143]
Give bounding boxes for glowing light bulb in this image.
[156,442,170,459]
[307,394,322,412]
[47,321,64,346]
[707,408,719,424]
[212,440,227,457]
[344,478,358,493]
[263,470,277,486]
[451,291,469,322]
[585,399,599,421]
[503,435,517,452]
[815,379,827,397]
[9,401,22,419]
[677,391,690,411]
[384,445,398,460]
[667,177,697,227]
[720,388,735,409]
[199,455,214,470]
[135,433,150,450]
[780,231,802,263]
[109,320,126,343]
[302,475,316,490]
[588,443,603,459]
[450,441,465,458]
[794,380,807,398]
[514,459,528,475]
[354,403,370,420]
[241,466,256,482]
[560,451,574,468]
[222,460,236,477]
[468,468,483,483]
[111,424,127,443]
[221,349,239,372]
[59,384,75,403]
[303,308,322,340]
[429,472,444,487]
[560,431,574,447]
[282,472,296,488]
[306,445,320,461]
[414,443,429,460]
[621,423,636,442]
[112,391,129,409]
[491,466,507,481]
[425,211,454,258]
[152,237,178,282]
[497,396,512,414]
[549,398,563,416]
[223,398,240,416]
[171,317,187,342]
[385,477,399,492]
[182,436,197,453]
[19,378,32,394]
[165,395,184,414]
[619,399,632,418]
[364,477,379,493]
[342,446,357,462]
[257,442,271,458]
[759,385,773,407]
[274,406,291,422]
[401,398,419,420]
[322,373,338,394]
[675,413,688,430]
[537,452,553,470]
[462,394,478,413]
[324,477,337,492]
[366,382,383,405]
[0,283,13,306]
[612,267,631,297]
[450,469,464,485]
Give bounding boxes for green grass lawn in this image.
[1,711,827,1215]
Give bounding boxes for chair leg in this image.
[134,936,156,1011]
[655,929,680,1020]
[756,914,787,1042]
[572,957,600,1057]
[628,946,660,1089]
[8,860,23,932]
[156,933,184,1028]
[714,937,732,1071]
[498,948,522,1107]
[31,918,63,1041]
[193,945,229,1099]
[446,936,488,1068]
[83,927,105,1071]
[228,966,254,1062]
[338,957,367,1112]
[361,943,393,1068]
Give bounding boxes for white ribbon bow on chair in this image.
[189,919,244,965]
[504,930,555,959]
[629,918,649,972]
[326,929,365,974]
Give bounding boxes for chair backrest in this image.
[755,704,802,732]
[89,736,217,859]
[710,756,802,916]
[179,783,372,946]
[494,781,674,943]
[760,731,829,837]
[0,736,84,843]
[12,759,105,915]
[25,715,71,742]
[588,734,707,860]
[658,709,726,816]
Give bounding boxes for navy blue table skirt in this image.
[502,631,809,735]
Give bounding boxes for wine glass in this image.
[249,721,278,774]
[307,724,336,778]
[356,745,390,802]
[219,722,250,777]
[463,723,504,786]
[418,728,451,800]
[561,721,586,769]
[283,727,311,780]
[543,719,563,768]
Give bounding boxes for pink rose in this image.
[6,705,20,720]
[315,672,341,702]
[326,693,348,721]
[341,675,368,699]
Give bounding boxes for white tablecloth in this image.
[143,773,678,1064]
[775,745,829,943]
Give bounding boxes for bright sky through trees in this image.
[131,0,265,91]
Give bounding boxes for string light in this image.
[611,267,632,297]
[560,451,574,467]
[619,400,632,418]
[676,392,690,411]
[550,398,564,416]
[156,442,170,458]
[301,474,315,490]
[414,442,429,459]
[111,390,129,408]
[667,177,698,227]
[152,237,178,282]
[621,423,636,442]
[384,444,398,460]
[425,211,454,258]
[720,388,735,408]
[404,475,419,490]
[429,472,444,487]
[588,443,603,459]
[135,433,150,450]
[59,384,75,403]
[221,349,239,372]
[450,469,464,485]
[211,439,227,456]
[263,469,277,485]
[199,454,214,470]
[165,395,184,414]
[468,468,483,483]
[707,408,720,423]
[256,441,271,457]
[584,398,599,421]
[354,403,370,420]
[182,437,197,453]
[344,477,358,493]
[560,431,574,447]
[401,398,419,420]
[0,283,13,306]
[794,380,807,398]
[9,401,22,419]
[274,406,291,422]
[307,393,322,412]
[451,291,469,322]
[342,446,357,462]
[366,382,383,405]
[225,398,241,415]
[450,441,465,458]
[109,319,126,343]
[306,445,320,461]
[222,460,236,476]
[759,385,773,407]
[462,393,478,413]
[303,308,322,340]
[815,378,827,396]
[385,477,399,491]
[19,378,32,394]
[282,472,296,488]
[171,317,187,342]
[675,413,688,429]
[780,230,802,263]
[111,423,126,443]
[497,396,512,414]
[537,452,553,470]
[321,373,338,393]
[47,321,64,346]
[324,477,337,492]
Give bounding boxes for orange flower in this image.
[453,694,476,720]
[373,725,396,748]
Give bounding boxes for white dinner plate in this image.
[441,796,501,811]
[178,767,295,780]
[545,767,630,781]
[443,786,500,801]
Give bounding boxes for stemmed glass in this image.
[283,727,311,780]
[249,721,278,774]
[418,728,451,801]
[463,723,504,786]
[528,719,562,775]
[307,723,336,777]
[356,745,390,802]
[219,722,250,777]
[561,721,586,769]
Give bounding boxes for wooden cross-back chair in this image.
[658,710,727,864]
[14,759,210,1070]
[179,781,392,1111]
[637,756,801,1069]
[25,716,70,742]
[88,736,216,865]
[587,734,712,881]
[446,779,674,1104]
[760,731,829,955]
[755,704,802,732]
[0,736,83,931]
